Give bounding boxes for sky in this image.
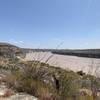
[0,0,100,49]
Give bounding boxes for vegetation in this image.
[52,49,100,58]
[0,58,99,100]
[0,43,100,100]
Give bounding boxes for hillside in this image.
[0,52,100,99]
[0,42,21,57]
[0,43,100,99]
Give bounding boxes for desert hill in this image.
[0,42,21,57]
[0,42,100,99]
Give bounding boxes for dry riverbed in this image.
[25,52,100,77]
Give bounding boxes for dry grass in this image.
[0,57,100,100]
[4,60,81,100]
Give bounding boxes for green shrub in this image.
[5,60,100,100]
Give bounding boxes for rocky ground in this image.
[0,43,100,100]
[0,57,100,100]
[0,74,37,100]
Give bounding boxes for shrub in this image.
[5,60,99,100]
[5,62,58,99]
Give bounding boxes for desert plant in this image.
[4,60,82,100]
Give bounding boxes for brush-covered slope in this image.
[0,42,21,57]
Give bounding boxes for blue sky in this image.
[0,0,100,49]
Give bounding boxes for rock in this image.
[79,88,92,96]
[4,93,37,100]
[0,75,37,100]
[0,83,8,97]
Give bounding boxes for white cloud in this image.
[19,41,24,43]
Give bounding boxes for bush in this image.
[5,60,99,100]
[5,62,58,99]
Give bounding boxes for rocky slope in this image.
[0,43,100,100]
[0,42,21,58]
[0,43,37,100]
[0,75,37,100]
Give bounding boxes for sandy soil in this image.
[25,52,100,77]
